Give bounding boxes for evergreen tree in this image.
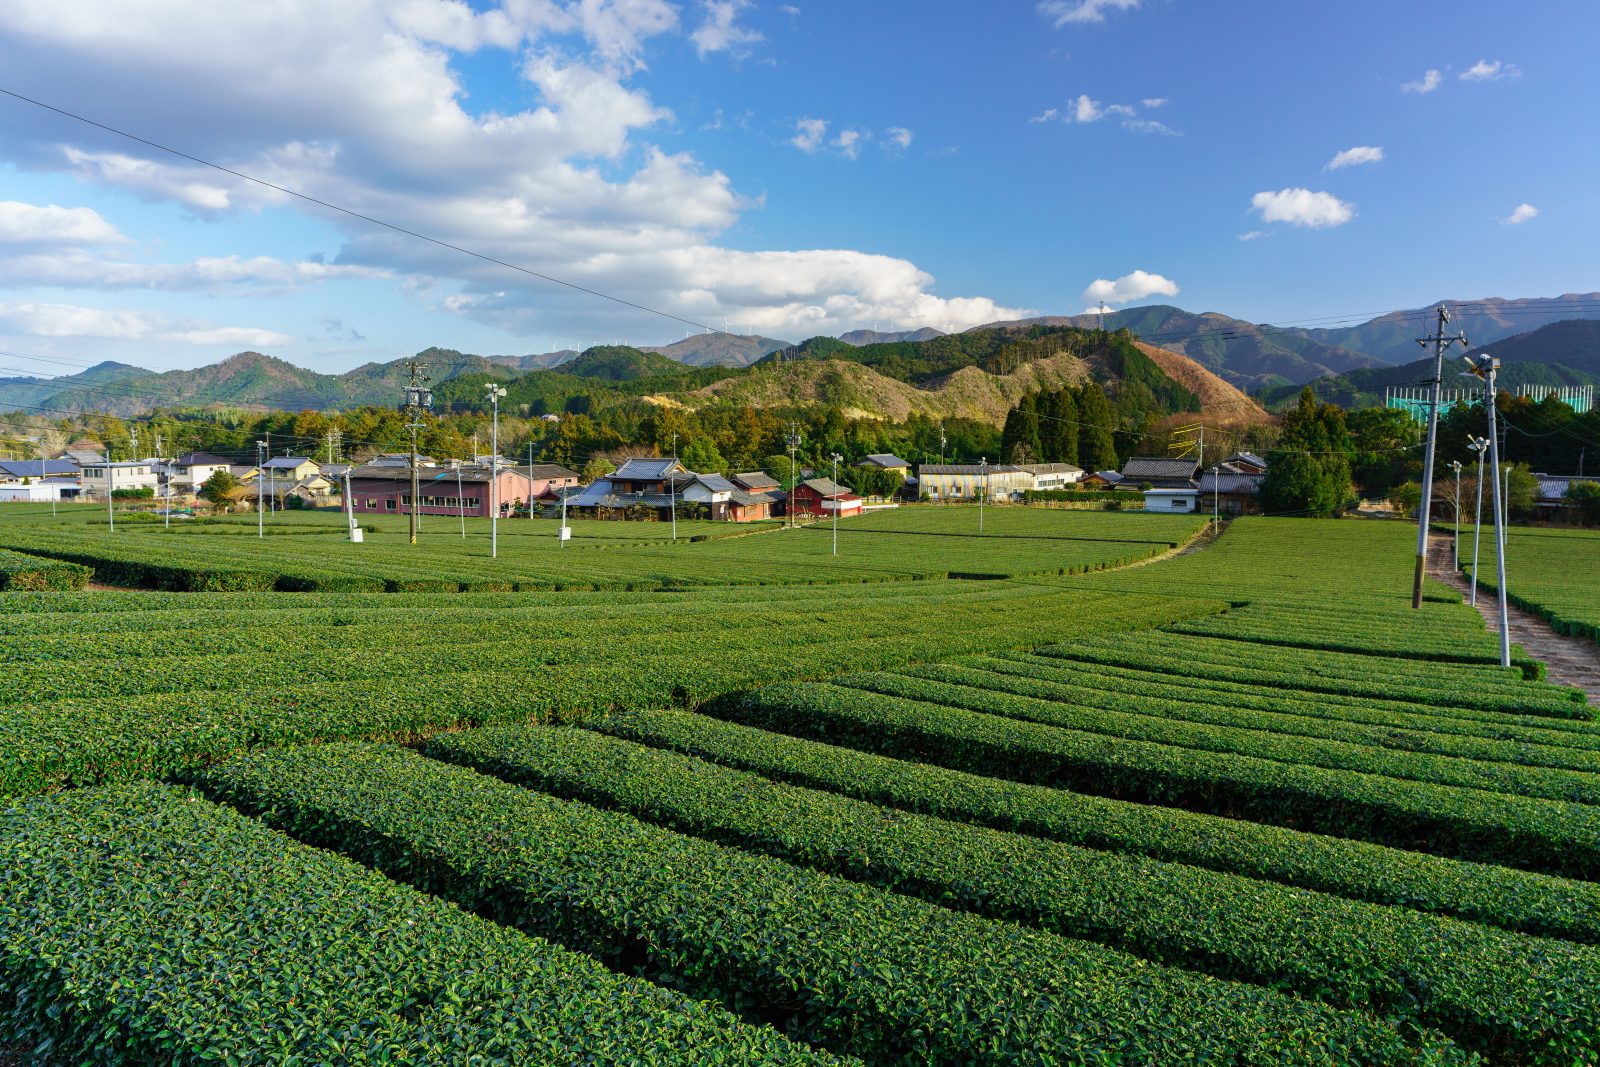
[1076,383,1119,473]
[1053,387,1079,466]
[1261,387,1354,515]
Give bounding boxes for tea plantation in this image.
[3,506,1597,1065]
[1464,526,1600,645]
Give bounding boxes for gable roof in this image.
[1199,471,1266,495]
[263,456,317,470]
[1083,470,1124,483]
[1224,451,1268,470]
[611,457,684,480]
[799,477,854,498]
[59,449,106,465]
[172,451,235,468]
[1121,456,1201,482]
[859,453,910,469]
[0,459,79,478]
[692,473,737,493]
[507,463,580,482]
[732,471,779,491]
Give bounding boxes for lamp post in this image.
[1466,436,1487,605]
[486,384,507,558]
[978,457,987,533]
[1449,459,1463,570]
[1465,354,1511,668]
[831,452,842,556]
[256,439,266,538]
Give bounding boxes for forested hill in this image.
[1256,319,1600,411]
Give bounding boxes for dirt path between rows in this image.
[1427,534,1600,706]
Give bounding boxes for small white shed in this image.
[1142,488,1200,513]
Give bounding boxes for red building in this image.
[787,476,863,519]
[347,461,577,518]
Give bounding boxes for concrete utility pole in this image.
[485,383,507,558]
[457,464,466,539]
[104,448,115,531]
[403,360,432,545]
[343,468,359,542]
[256,439,266,538]
[670,431,679,542]
[831,452,842,556]
[785,423,801,529]
[1411,306,1469,608]
[1467,436,1487,605]
[1449,460,1463,569]
[527,442,535,521]
[1467,353,1511,667]
[156,433,169,529]
[979,456,988,533]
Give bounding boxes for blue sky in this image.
[0,0,1593,375]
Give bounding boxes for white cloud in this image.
[791,117,828,152]
[1326,145,1383,170]
[1237,230,1269,242]
[884,127,913,150]
[1461,59,1519,82]
[690,0,762,58]
[0,1,1022,346]
[780,4,800,13]
[0,300,293,347]
[1034,94,1172,133]
[1402,69,1442,94]
[1037,0,1141,27]
[833,129,865,160]
[1029,108,1060,124]
[1250,188,1355,229]
[1140,97,1167,109]
[0,200,126,245]
[0,250,389,293]
[1081,269,1178,307]
[1504,203,1538,225]
[1123,118,1178,136]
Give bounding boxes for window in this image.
[385,499,396,511]
[364,499,379,509]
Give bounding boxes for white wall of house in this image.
[1143,489,1199,512]
[80,462,159,496]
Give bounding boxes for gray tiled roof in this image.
[1199,471,1266,495]
[732,471,779,490]
[171,452,234,468]
[859,453,910,468]
[799,477,854,497]
[917,464,1021,476]
[1120,457,1201,482]
[694,473,738,493]
[612,457,683,480]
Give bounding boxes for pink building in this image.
[347,461,578,518]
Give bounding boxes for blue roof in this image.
[0,459,79,478]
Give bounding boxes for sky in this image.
[0,0,1594,375]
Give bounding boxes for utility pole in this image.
[256,439,266,538]
[1467,353,1511,667]
[670,431,679,542]
[979,456,988,533]
[403,360,432,545]
[326,429,336,465]
[1467,436,1487,605]
[831,453,842,555]
[785,424,801,530]
[939,422,947,466]
[104,448,115,531]
[1449,460,1463,570]
[1411,306,1469,608]
[156,433,169,529]
[457,464,466,540]
[485,383,506,558]
[527,442,535,521]
[1211,463,1220,534]
[343,468,359,542]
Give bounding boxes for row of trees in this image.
[998,384,1120,470]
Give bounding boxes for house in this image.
[566,457,687,519]
[1222,452,1269,475]
[727,489,775,523]
[1119,457,1201,489]
[788,477,863,518]
[1198,469,1267,516]
[857,453,911,477]
[79,460,159,499]
[1143,487,1201,513]
[0,481,70,502]
[916,464,1032,502]
[1079,470,1127,490]
[732,471,781,493]
[679,473,738,520]
[0,459,80,482]
[169,452,235,492]
[1015,462,1084,491]
[262,456,323,483]
[347,462,531,518]
[1534,474,1600,516]
[506,463,581,506]
[239,474,335,509]
[57,447,106,467]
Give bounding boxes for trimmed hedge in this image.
[431,722,1600,1063]
[195,743,1473,1066]
[704,682,1600,880]
[832,670,1600,803]
[0,782,833,1064]
[0,549,91,591]
[590,708,1600,944]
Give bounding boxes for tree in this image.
[1388,481,1422,518]
[1076,383,1118,473]
[1260,387,1353,516]
[1568,480,1600,526]
[680,435,725,475]
[199,468,239,504]
[581,456,616,483]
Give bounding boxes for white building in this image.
[1143,488,1200,513]
[917,464,1033,502]
[80,460,160,498]
[1015,463,1085,491]
[0,481,70,502]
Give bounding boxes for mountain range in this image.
[4,292,1597,419]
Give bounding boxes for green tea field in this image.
[3,507,1596,1065]
[1464,525,1600,645]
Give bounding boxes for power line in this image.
[0,86,722,335]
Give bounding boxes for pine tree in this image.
[1053,388,1079,466]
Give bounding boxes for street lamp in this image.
[831,452,843,556]
[486,384,507,559]
[1449,459,1463,570]
[1464,354,1510,667]
[978,456,987,533]
[1466,436,1488,606]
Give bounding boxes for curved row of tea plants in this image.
[193,742,1472,1066]
[0,781,836,1065]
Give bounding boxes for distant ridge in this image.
[642,332,791,367]
[838,327,945,346]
